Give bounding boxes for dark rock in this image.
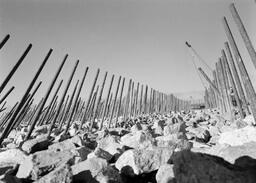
[21,135,51,154]
[169,150,256,183]
[34,164,72,183]
[72,157,122,183]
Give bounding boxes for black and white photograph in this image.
[0,0,256,182]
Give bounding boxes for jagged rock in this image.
[48,138,77,152]
[71,146,92,163]
[21,135,51,153]
[16,149,75,180]
[243,115,256,125]
[97,135,124,158]
[69,135,85,147]
[115,147,174,176]
[206,142,256,165]
[6,143,16,149]
[72,157,122,183]
[1,138,13,147]
[235,120,248,129]
[163,122,186,136]
[186,126,211,143]
[120,130,156,149]
[169,150,256,183]
[152,120,165,130]
[31,125,48,137]
[109,128,129,137]
[208,125,220,137]
[52,131,70,142]
[69,122,79,136]
[156,164,175,183]
[0,149,28,165]
[219,126,256,146]
[96,128,109,141]
[87,147,113,161]
[130,123,142,133]
[154,126,164,136]
[34,164,72,183]
[49,135,84,152]
[156,134,192,151]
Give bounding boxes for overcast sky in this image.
[0,0,255,105]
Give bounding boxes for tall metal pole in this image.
[64,67,88,131]
[80,69,100,129]
[47,60,79,137]
[26,54,68,140]
[0,48,52,144]
[64,80,79,134]
[0,44,32,94]
[0,86,15,105]
[0,34,10,50]
[230,3,256,70]
[39,80,63,125]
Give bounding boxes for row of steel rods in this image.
[0,35,190,145]
[201,3,256,121]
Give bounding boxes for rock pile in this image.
[0,109,256,183]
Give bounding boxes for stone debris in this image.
[0,109,256,182]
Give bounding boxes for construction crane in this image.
[185,41,220,96]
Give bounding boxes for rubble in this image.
[0,109,255,183]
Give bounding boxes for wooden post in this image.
[224,42,249,114]
[92,72,107,125]
[222,49,244,118]
[99,75,114,130]
[219,57,232,112]
[198,67,220,95]
[106,93,113,120]
[124,79,132,120]
[230,3,256,70]
[139,84,143,115]
[109,76,121,128]
[115,77,125,127]
[133,82,139,117]
[223,17,256,122]
[144,85,148,114]
[129,81,134,119]
[88,85,99,124]
[216,61,228,112]
[213,71,224,112]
